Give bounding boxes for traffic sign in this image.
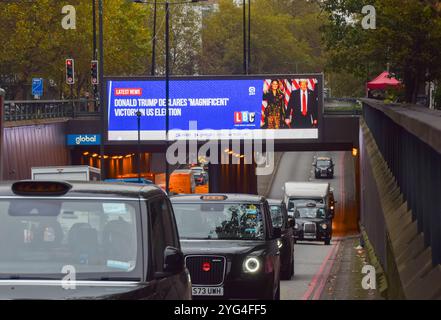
[32,78,43,97]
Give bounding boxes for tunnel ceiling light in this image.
[224,148,230,153]
[83,152,89,156]
[125,154,132,158]
[92,153,98,158]
[228,151,234,155]
[240,155,245,158]
[103,155,109,159]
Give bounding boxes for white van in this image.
[31,166,101,181]
[283,182,333,216]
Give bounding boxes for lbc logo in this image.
[234,112,255,124]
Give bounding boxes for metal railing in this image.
[363,101,441,265]
[3,99,100,122]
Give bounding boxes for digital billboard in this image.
[107,76,322,141]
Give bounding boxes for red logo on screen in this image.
[234,112,243,124]
[202,262,211,272]
[114,88,143,96]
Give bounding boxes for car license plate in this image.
[192,286,224,296]
[304,234,316,239]
[321,172,328,177]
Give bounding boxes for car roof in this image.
[284,182,330,198]
[172,169,193,174]
[170,193,266,203]
[267,198,283,205]
[105,178,153,183]
[316,157,332,161]
[0,180,165,199]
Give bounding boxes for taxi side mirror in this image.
[156,246,185,278]
[273,227,282,239]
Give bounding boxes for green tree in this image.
[0,0,151,99]
[200,0,325,75]
[321,0,441,103]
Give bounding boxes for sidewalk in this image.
[319,236,383,300]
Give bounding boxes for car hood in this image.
[180,239,267,256]
[317,166,331,170]
[0,280,146,300]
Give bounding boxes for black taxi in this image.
[267,199,295,280]
[170,194,281,300]
[293,203,333,245]
[313,157,334,179]
[0,180,191,299]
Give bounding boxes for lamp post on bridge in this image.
[133,0,207,194]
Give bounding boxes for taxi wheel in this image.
[324,239,331,245]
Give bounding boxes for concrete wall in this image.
[360,118,441,299]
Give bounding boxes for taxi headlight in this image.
[330,206,334,210]
[277,239,283,249]
[294,223,299,229]
[321,223,328,230]
[243,257,261,273]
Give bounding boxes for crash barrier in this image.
[360,99,441,299]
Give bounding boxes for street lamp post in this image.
[92,0,98,108]
[137,110,142,182]
[134,0,205,194]
[243,0,247,74]
[98,0,105,179]
[247,0,251,74]
[151,0,157,76]
[165,0,170,194]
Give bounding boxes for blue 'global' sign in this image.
[67,134,101,146]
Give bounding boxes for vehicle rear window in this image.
[173,202,265,240]
[0,199,141,280]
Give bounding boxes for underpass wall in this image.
[360,112,441,300]
[1,121,69,180]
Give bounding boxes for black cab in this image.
[171,194,281,300]
[293,203,333,245]
[0,180,191,299]
[267,199,295,280]
[313,157,334,179]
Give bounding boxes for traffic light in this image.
[91,60,99,85]
[66,58,75,85]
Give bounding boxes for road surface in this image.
[265,151,358,300]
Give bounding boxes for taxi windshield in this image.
[288,198,323,212]
[316,160,331,166]
[0,199,140,280]
[269,205,283,228]
[173,202,265,240]
[295,207,326,219]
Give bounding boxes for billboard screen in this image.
[107,76,322,141]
